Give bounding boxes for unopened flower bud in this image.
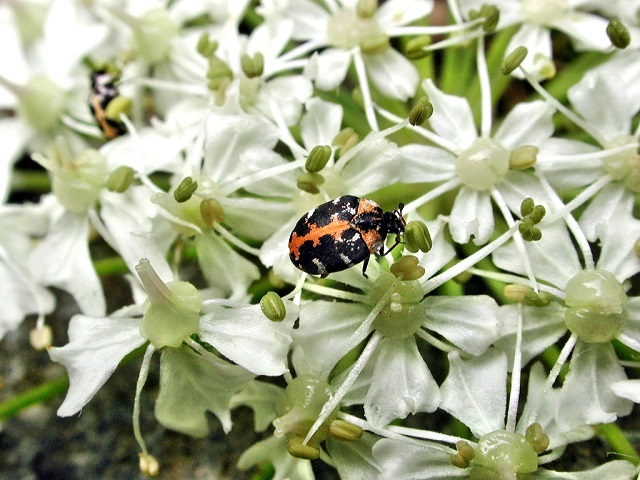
[207,57,233,90]
[241,52,265,78]
[139,453,160,477]
[519,220,542,242]
[106,165,135,193]
[200,198,224,226]
[469,4,500,32]
[450,452,470,469]
[174,176,198,203]
[509,145,538,170]
[405,35,432,60]
[329,419,364,441]
[297,172,325,194]
[260,291,287,322]
[409,97,433,126]
[607,18,631,49]
[287,434,320,460]
[305,145,332,173]
[525,423,550,454]
[502,46,528,75]
[357,0,377,18]
[390,255,425,280]
[404,220,432,253]
[360,32,390,54]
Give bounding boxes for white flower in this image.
[458,0,612,79]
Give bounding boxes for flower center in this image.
[521,0,568,25]
[17,75,66,132]
[564,269,628,343]
[455,138,510,191]
[602,135,640,193]
[326,8,382,49]
[472,430,539,477]
[370,272,424,338]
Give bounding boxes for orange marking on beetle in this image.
[90,95,120,140]
[288,219,351,259]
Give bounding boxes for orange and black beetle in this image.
[288,195,405,277]
[89,70,126,140]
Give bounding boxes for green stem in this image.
[10,170,51,193]
[597,423,639,465]
[0,374,69,420]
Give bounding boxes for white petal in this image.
[398,144,456,183]
[372,438,467,480]
[0,117,31,201]
[155,347,255,436]
[99,187,174,282]
[256,75,314,126]
[494,304,566,370]
[199,301,297,376]
[556,341,632,430]
[440,350,507,437]
[596,209,640,282]
[424,295,499,355]
[494,100,554,148]
[29,211,106,316]
[237,435,314,478]
[536,138,602,190]
[365,336,440,427]
[537,461,637,480]
[449,187,493,245]
[424,79,477,151]
[305,49,352,91]
[224,196,294,240]
[492,220,581,289]
[327,433,382,479]
[617,297,640,352]
[300,97,343,149]
[412,216,456,280]
[230,380,284,432]
[293,301,369,374]
[342,136,402,195]
[48,314,145,416]
[552,12,611,51]
[505,23,551,80]
[376,0,434,27]
[611,379,640,403]
[579,183,634,241]
[365,49,419,101]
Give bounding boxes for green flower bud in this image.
[525,423,550,454]
[509,145,538,170]
[207,56,233,90]
[502,46,528,75]
[328,419,364,441]
[199,198,225,226]
[634,238,640,259]
[520,197,535,217]
[305,145,333,173]
[607,18,631,49]
[174,176,198,203]
[405,35,432,60]
[480,4,500,32]
[454,270,473,284]
[390,255,425,281]
[260,291,287,322]
[297,172,325,194]
[104,95,133,122]
[359,32,390,54]
[241,52,265,78]
[409,97,434,126]
[106,165,135,193]
[356,0,377,18]
[404,220,432,253]
[287,434,320,460]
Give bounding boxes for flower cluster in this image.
[1,0,640,478]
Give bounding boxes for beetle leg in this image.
[361,256,370,278]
